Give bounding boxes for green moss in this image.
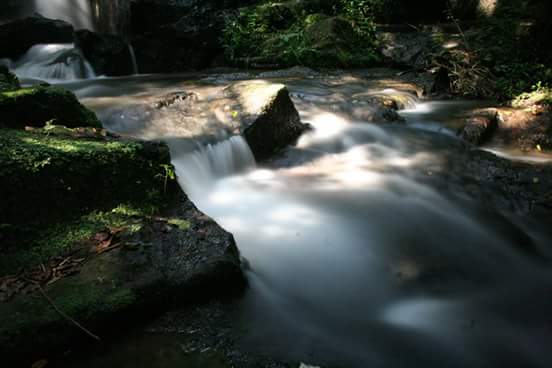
[512,82,552,107]
[0,129,177,256]
[168,218,191,231]
[0,202,159,274]
[0,85,100,129]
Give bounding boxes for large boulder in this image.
[227,81,309,159]
[0,14,74,59]
[0,192,246,366]
[0,85,101,129]
[75,30,135,76]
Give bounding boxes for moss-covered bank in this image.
[0,85,101,129]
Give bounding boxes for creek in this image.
[11,66,552,367]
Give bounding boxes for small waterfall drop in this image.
[128,44,139,75]
[171,136,256,198]
[4,44,96,81]
[34,0,94,30]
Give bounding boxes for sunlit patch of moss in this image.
[0,85,101,129]
[167,218,191,231]
[512,82,552,108]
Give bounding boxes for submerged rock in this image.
[227,81,309,159]
[75,30,135,76]
[0,14,74,59]
[0,85,101,129]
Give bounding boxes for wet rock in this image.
[0,85,100,129]
[75,30,135,76]
[0,65,19,92]
[458,111,498,145]
[227,81,309,159]
[0,14,74,59]
[0,195,246,366]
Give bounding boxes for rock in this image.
[494,106,552,152]
[458,112,498,145]
[0,65,19,92]
[227,81,309,159]
[0,195,246,366]
[75,30,135,76]
[0,85,101,129]
[302,15,358,66]
[378,31,438,69]
[0,14,74,59]
[0,130,172,239]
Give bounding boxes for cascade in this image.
[3,44,96,81]
[128,44,139,75]
[171,136,256,198]
[34,0,94,30]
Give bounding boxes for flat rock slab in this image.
[0,196,245,366]
[102,80,309,160]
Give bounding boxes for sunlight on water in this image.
[170,115,552,367]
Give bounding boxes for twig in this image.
[37,284,101,341]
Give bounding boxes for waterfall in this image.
[128,44,139,75]
[5,44,96,81]
[34,0,94,30]
[171,136,256,198]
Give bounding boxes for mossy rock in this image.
[0,65,19,92]
[0,129,177,249]
[0,198,246,366]
[0,86,101,129]
[305,15,356,50]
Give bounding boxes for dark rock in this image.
[0,65,19,92]
[304,15,357,63]
[129,0,265,72]
[0,14,74,59]
[0,195,246,366]
[378,31,438,69]
[227,82,309,160]
[0,85,100,129]
[430,67,451,95]
[75,30,135,76]
[458,113,498,145]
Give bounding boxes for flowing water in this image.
[35,73,552,367]
[34,0,95,30]
[2,43,96,81]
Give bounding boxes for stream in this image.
[9,57,552,366]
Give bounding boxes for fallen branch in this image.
[36,284,100,341]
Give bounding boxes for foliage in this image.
[221,0,380,68]
[512,82,552,107]
[339,0,381,38]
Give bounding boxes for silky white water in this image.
[34,0,94,30]
[170,112,552,367]
[53,73,552,367]
[3,44,96,81]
